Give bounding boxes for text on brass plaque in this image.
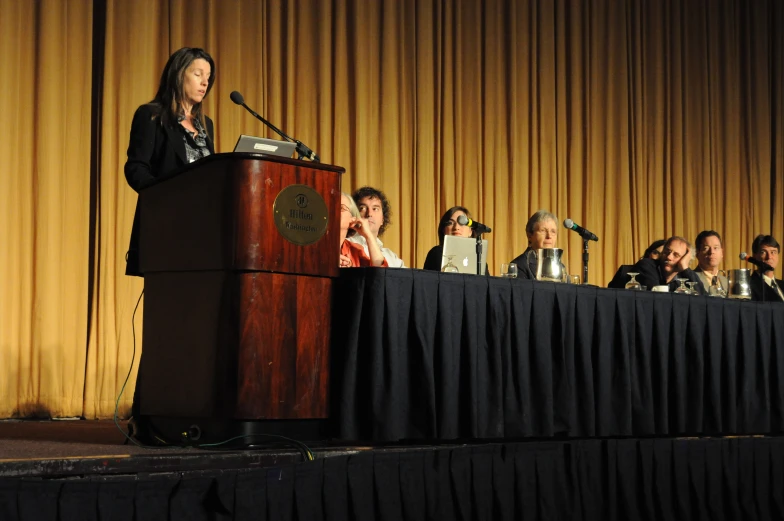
[272,184,329,246]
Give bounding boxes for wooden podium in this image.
[136,153,343,435]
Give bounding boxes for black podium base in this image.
[134,415,330,447]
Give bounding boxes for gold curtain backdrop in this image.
[1,0,782,418]
[0,0,93,418]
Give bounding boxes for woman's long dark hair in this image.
[149,47,215,130]
[437,206,475,245]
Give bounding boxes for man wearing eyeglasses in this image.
[749,234,784,302]
[632,236,706,294]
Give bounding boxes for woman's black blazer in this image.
[124,103,215,276]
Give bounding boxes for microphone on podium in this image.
[230,90,320,162]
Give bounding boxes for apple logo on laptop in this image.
[462,257,469,267]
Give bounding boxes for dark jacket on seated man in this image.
[750,271,784,302]
[608,265,635,289]
[631,258,706,294]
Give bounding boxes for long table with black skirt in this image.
[330,268,784,441]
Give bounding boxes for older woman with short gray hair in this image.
[509,209,566,280]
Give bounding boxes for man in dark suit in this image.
[631,236,705,294]
[749,235,784,302]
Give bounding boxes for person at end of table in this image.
[749,234,784,302]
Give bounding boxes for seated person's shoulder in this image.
[608,264,634,289]
[423,245,443,271]
[509,250,535,279]
[632,257,657,270]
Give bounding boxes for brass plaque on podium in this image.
[272,184,329,245]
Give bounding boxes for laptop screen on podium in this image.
[233,135,297,158]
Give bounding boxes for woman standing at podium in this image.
[124,47,216,276]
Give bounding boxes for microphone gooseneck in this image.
[229,90,320,162]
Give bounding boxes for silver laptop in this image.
[441,235,489,275]
[233,135,297,157]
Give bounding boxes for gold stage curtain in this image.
[2,0,784,418]
[0,0,93,418]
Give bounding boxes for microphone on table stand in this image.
[456,214,491,276]
[563,218,598,284]
[740,252,774,273]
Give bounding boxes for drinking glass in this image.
[685,281,699,295]
[709,280,727,297]
[674,278,690,294]
[500,263,518,278]
[709,272,728,298]
[442,254,460,273]
[569,274,581,285]
[625,272,642,290]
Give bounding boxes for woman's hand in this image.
[339,254,352,267]
[353,216,374,241]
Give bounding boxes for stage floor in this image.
[0,419,378,478]
[0,419,483,479]
[1,418,769,479]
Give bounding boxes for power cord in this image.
[113,287,149,448]
[197,434,314,461]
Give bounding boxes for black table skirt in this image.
[331,269,784,441]
[3,437,784,521]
